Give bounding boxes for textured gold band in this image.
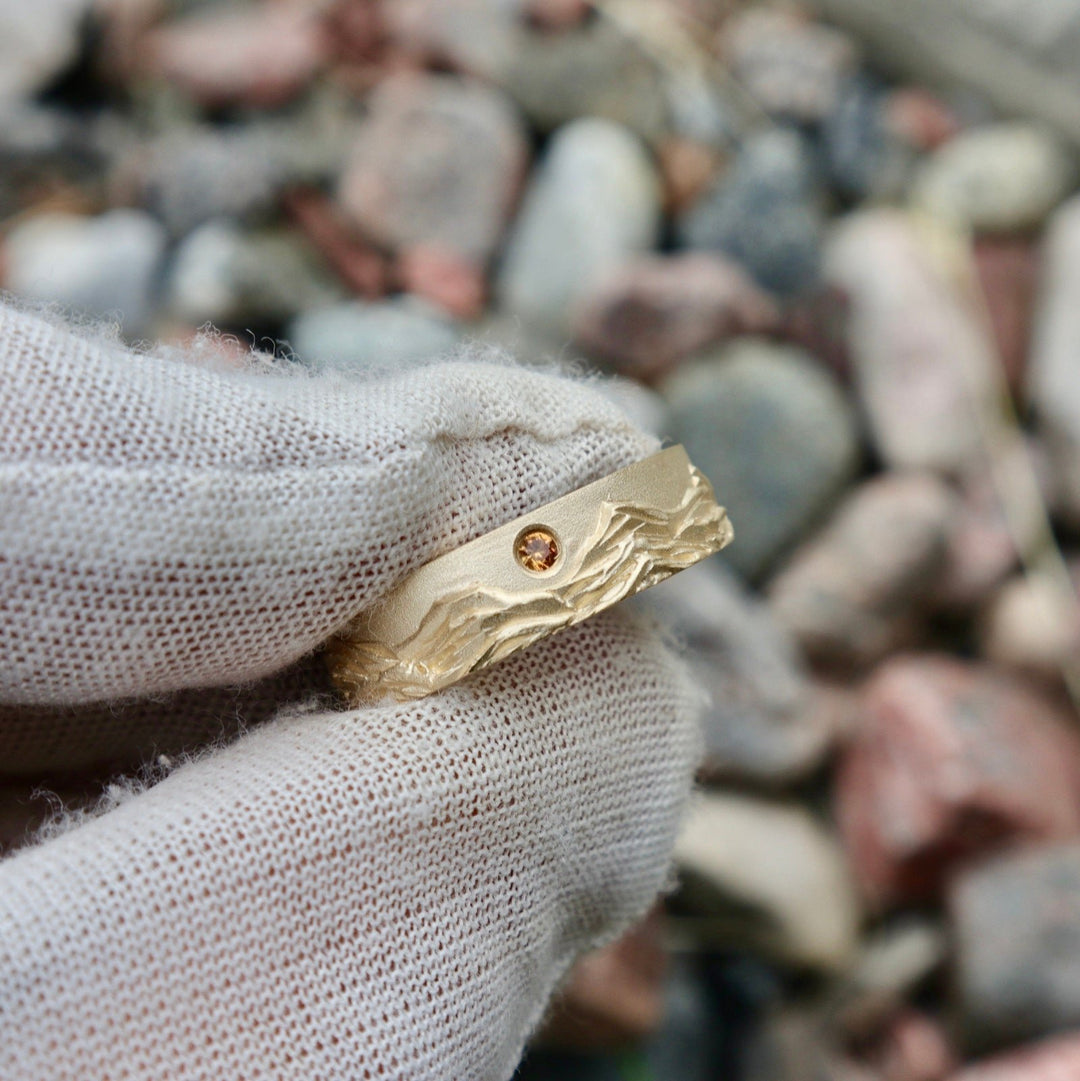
[326,445,733,704]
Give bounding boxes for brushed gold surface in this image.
[327,445,733,704]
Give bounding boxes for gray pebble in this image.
[643,561,833,785]
[4,209,166,334]
[662,339,860,581]
[497,118,661,334]
[953,841,1080,1052]
[287,298,460,371]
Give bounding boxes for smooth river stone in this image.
[643,562,834,786]
[768,472,956,667]
[675,792,860,972]
[497,118,661,335]
[288,298,459,371]
[912,122,1075,233]
[953,842,1080,1052]
[1031,195,1080,526]
[386,0,673,143]
[824,208,1001,474]
[662,339,859,581]
[3,209,166,334]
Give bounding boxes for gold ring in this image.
[326,445,732,704]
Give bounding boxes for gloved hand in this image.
[0,303,702,1080]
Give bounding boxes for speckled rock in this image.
[497,118,661,334]
[678,129,824,297]
[663,340,860,581]
[769,473,957,667]
[1031,196,1080,526]
[821,74,902,201]
[122,113,348,236]
[721,8,858,122]
[837,656,1080,910]
[643,562,834,786]
[338,73,528,270]
[912,123,1075,233]
[2,209,166,333]
[953,841,1080,1052]
[825,209,1001,473]
[675,793,861,972]
[572,253,779,381]
[287,298,459,371]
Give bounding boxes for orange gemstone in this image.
[516,527,560,572]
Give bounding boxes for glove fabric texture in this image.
[0,302,702,1080]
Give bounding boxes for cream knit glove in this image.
[0,303,701,1080]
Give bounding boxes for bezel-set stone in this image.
[515,526,560,573]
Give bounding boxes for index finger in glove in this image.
[0,610,701,1081]
[0,303,656,706]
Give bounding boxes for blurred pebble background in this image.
[5,0,1080,1078]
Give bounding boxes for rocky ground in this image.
[5,1,1080,1078]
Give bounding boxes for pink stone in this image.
[825,210,1003,474]
[145,5,327,109]
[972,237,1039,400]
[884,88,962,152]
[870,1010,958,1081]
[523,0,592,31]
[572,253,779,381]
[323,0,387,64]
[337,72,529,267]
[768,473,956,668]
[934,438,1049,611]
[947,1030,1080,1080]
[397,245,486,320]
[835,655,1080,909]
[283,188,388,299]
